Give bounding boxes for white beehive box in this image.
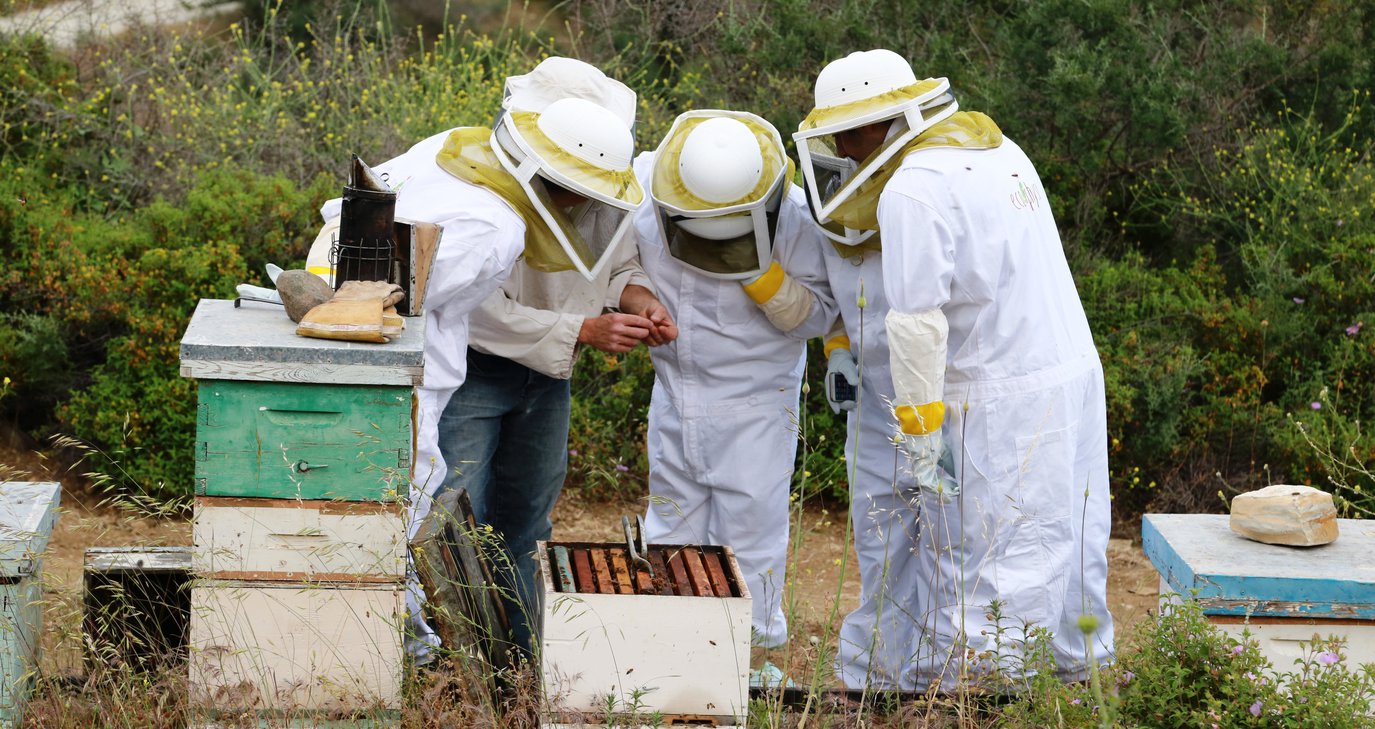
[193,497,405,582]
[536,541,750,727]
[189,580,403,713]
[1,481,60,729]
[1144,513,1375,671]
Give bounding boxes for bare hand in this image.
[640,300,678,346]
[618,284,678,346]
[578,312,652,353]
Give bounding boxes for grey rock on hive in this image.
[276,270,335,323]
[1229,484,1339,546]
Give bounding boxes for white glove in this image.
[236,263,286,304]
[900,430,960,502]
[825,347,859,414]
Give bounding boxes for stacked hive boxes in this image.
[0,481,60,729]
[179,299,424,724]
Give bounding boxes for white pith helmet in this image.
[792,49,958,246]
[650,109,788,279]
[813,49,918,114]
[490,95,643,281]
[679,117,764,204]
[537,97,635,171]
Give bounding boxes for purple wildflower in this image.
[614,463,630,473]
[568,449,579,457]
[1250,701,1263,717]
[1319,650,1340,666]
[1346,321,1364,336]
[1293,297,1306,304]
[1232,645,1245,655]
[1311,401,1323,410]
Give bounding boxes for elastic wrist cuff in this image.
[896,401,945,435]
[741,261,785,304]
[823,335,852,359]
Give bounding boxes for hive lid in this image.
[179,298,426,386]
[0,481,61,577]
[1143,513,1375,619]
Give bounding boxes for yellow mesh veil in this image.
[508,110,643,206]
[434,127,593,273]
[827,109,1004,233]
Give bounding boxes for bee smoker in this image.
[331,155,397,287]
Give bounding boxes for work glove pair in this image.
[297,280,406,343]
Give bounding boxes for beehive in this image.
[1144,513,1375,671]
[180,298,423,725]
[537,540,750,728]
[1,481,60,729]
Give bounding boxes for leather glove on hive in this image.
[297,280,405,343]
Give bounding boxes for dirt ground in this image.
[1,442,1159,682]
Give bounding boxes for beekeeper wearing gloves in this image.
[795,49,1114,690]
[632,110,836,680]
[317,57,647,660]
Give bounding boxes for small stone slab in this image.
[1229,484,1339,546]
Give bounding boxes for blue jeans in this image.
[436,349,570,659]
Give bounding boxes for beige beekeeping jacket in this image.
[467,232,651,380]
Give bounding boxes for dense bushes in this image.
[2,2,1375,519]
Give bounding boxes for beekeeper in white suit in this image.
[816,244,926,689]
[317,57,648,659]
[632,110,836,674]
[796,49,1114,689]
[809,89,961,690]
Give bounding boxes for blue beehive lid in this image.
[1143,513,1375,620]
[0,481,61,578]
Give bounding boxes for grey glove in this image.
[825,347,859,414]
[900,430,960,502]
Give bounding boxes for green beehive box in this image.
[180,299,425,502]
[195,380,410,501]
[1,481,60,729]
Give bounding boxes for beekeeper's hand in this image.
[825,347,859,414]
[899,430,960,502]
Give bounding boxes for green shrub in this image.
[0,312,73,428]
[566,347,656,500]
[1120,95,1375,514]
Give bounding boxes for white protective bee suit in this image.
[818,245,925,690]
[795,49,1112,689]
[633,111,837,648]
[881,136,1114,688]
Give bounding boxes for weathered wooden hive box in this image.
[1143,513,1375,669]
[536,540,751,728]
[83,546,193,670]
[0,481,59,729]
[180,299,423,723]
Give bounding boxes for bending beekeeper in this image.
[316,57,647,660]
[796,49,1114,689]
[432,58,675,661]
[632,110,837,681]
